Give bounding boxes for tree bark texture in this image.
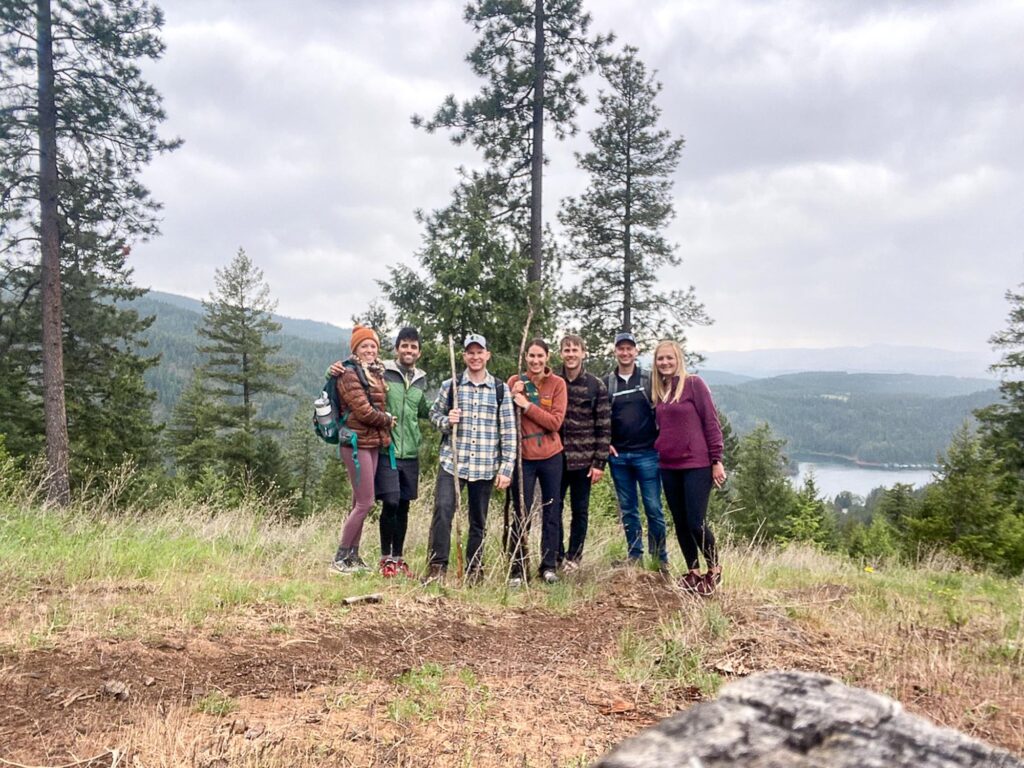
[595,670,1022,768]
[36,0,71,505]
[528,0,544,285]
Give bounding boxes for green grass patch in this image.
[194,690,238,717]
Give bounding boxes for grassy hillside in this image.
[1,489,1021,765]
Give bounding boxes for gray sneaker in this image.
[507,576,524,589]
[330,558,359,575]
[541,569,559,585]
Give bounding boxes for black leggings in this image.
[661,467,717,571]
[379,498,410,558]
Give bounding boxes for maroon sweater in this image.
[654,375,723,470]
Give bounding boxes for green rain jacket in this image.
[382,359,429,460]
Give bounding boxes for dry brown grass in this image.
[1,499,1022,767]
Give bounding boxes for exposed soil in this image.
[1,573,1021,767]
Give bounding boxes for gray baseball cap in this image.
[463,333,487,350]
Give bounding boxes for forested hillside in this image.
[713,372,1000,464]
[133,293,349,423]
[134,292,1000,465]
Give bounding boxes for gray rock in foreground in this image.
[594,670,1022,768]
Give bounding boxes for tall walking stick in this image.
[505,304,533,581]
[448,335,465,582]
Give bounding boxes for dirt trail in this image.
[1,574,1021,767]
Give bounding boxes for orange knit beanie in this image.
[349,325,380,355]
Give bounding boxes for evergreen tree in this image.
[559,46,708,352]
[730,422,798,542]
[0,0,179,495]
[787,472,836,546]
[976,283,1024,507]
[907,425,1024,573]
[284,409,324,517]
[875,482,919,538]
[196,248,295,476]
[166,373,219,484]
[414,0,609,287]
[384,175,546,376]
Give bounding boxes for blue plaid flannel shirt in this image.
[430,371,516,481]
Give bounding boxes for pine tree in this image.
[976,283,1024,506]
[196,248,295,477]
[166,373,219,484]
[0,0,179,496]
[730,423,798,542]
[414,0,609,288]
[786,472,836,546]
[559,46,708,352]
[908,425,1024,573]
[384,175,545,376]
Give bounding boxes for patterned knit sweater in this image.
[557,367,611,472]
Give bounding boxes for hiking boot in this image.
[696,569,722,596]
[541,569,559,585]
[678,571,703,592]
[422,563,446,586]
[395,559,413,579]
[466,568,483,587]
[379,557,398,578]
[658,561,672,581]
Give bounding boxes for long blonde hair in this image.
[652,340,687,403]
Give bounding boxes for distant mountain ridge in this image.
[147,290,349,345]
[131,291,1001,464]
[703,344,996,380]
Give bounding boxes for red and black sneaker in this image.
[395,559,414,579]
[379,557,398,578]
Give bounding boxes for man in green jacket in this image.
[331,326,429,578]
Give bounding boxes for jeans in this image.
[559,463,593,563]
[428,469,493,572]
[509,453,563,576]
[608,449,667,562]
[661,467,717,571]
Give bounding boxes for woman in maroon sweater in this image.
[653,340,726,594]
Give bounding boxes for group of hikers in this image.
[325,324,726,595]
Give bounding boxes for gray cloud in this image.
[134,0,1024,357]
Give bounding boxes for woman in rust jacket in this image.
[507,338,568,585]
[331,325,395,574]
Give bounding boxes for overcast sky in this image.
[134,0,1024,356]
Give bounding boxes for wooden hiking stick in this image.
[448,335,465,582]
[505,304,533,581]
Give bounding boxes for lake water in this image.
[792,461,937,500]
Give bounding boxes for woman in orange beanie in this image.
[331,325,396,573]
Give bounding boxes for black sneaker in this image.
[466,568,483,586]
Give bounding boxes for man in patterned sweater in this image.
[426,333,515,583]
[556,335,611,570]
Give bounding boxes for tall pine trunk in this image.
[36,0,71,505]
[528,0,544,285]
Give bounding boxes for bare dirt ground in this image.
[2,571,1022,767]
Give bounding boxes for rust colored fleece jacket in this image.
[507,368,567,461]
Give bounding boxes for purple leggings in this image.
[339,446,380,548]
